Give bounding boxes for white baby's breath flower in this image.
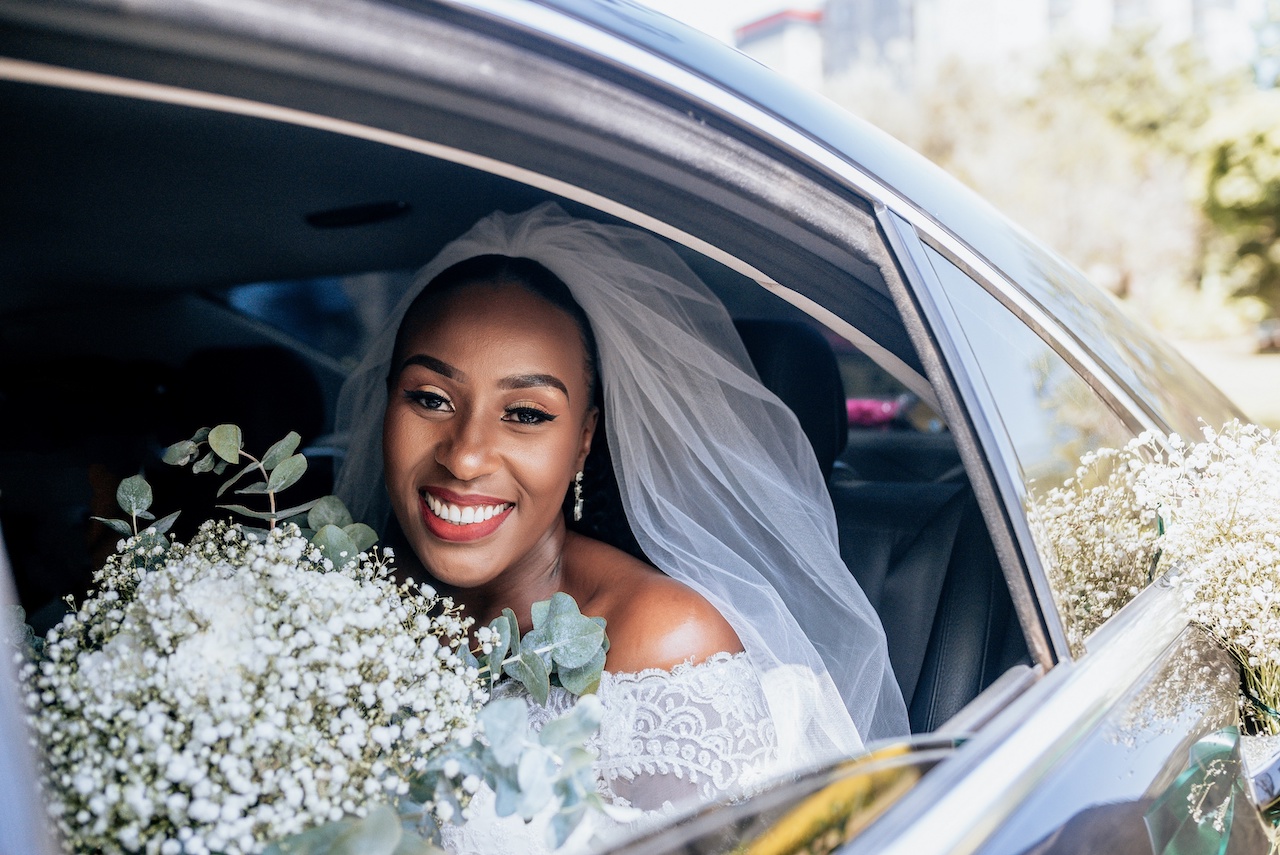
[21,520,482,855]
[1032,420,1280,733]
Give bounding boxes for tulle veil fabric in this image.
[334,203,908,768]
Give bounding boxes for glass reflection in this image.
[924,246,1144,652]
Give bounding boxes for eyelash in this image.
[403,390,451,411]
[505,406,557,426]
[402,391,556,425]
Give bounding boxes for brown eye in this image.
[504,406,556,425]
[404,390,452,412]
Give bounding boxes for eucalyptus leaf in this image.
[545,612,605,670]
[515,750,555,819]
[485,614,513,672]
[550,803,587,849]
[136,509,156,521]
[558,745,598,779]
[518,624,554,669]
[191,427,211,443]
[148,510,181,537]
[503,608,521,649]
[216,504,278,521]
[538,695,603,751]
[235,482,271,495]
[273,499,321,519]
[308,495,354,530]
[208,423,243,464]
[217,461,260,497]
[459,644,479,670]
[262,431,302,470]
[390,830,444,855]
[530,598,551,628]
[591,615,610,653]
[267,453,307,493]
[192,451,216,474]
[91,516,134,536]
[492,767,521,819]
[212,459,228,475]
[330,803,401,855]
[503,648,550,704]
[478,698,528,767]
[262,816,352,855]
[162,440,198,466]
[116,474,152,516]
[311,524,357,569]
[343,523,378,553]
[552,648,606,697]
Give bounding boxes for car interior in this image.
[0,51,1030,742]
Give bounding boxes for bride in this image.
[334,203,907,851]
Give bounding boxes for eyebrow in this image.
[397,355,569,398]
[500,374,569,397]
[398,354,464,381]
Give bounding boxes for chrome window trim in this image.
[914,232,1163,438]
[846,582,1192,855]
[879,209,1064,667]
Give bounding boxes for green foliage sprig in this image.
[91,474,180,539]
[162,424,376,568]
[471,593,610,701]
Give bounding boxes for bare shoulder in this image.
[563,533,743,673]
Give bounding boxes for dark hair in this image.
[390,255,646,560]
[393,255,599,402]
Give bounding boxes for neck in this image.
[437,523,573,634]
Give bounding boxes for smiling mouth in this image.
[421,492,512,526]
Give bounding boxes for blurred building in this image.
[735,0,1273,88]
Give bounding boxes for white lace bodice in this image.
[442,652,778,854]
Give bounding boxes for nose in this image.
[433,410,498,482]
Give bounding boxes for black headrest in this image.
[734,319,848,479]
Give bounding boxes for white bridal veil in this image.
[335,203,908,766]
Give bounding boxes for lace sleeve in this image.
[440,653,778,855]
[593,652,778,811]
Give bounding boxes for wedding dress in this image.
[442,653,779,855]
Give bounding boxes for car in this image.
[0,1,1269,853]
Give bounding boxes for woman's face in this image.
[383,280,597,591]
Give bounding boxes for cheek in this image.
[381,406,419,490]
[508,432,581,496]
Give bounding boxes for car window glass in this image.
[225,271,414,368]
[923,245,1143,651]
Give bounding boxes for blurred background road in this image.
[637,0,1280,428]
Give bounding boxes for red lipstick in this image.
[419,489,513,543]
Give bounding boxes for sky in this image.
[632,0,794,43]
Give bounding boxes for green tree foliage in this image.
[1199,91,1280,310]
[825,27,1269,327]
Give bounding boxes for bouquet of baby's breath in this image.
[1027,442,1162,655]
[1032,420,1280,735]
[12,425,609,855]
[1134,421,1280,736]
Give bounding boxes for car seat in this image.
[732,319,1027,733]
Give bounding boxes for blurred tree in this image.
[1040,28,1247,154]
[1198,91,1280,312]
[825,28,1261,331]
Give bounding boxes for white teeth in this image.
[424,493,510,526]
